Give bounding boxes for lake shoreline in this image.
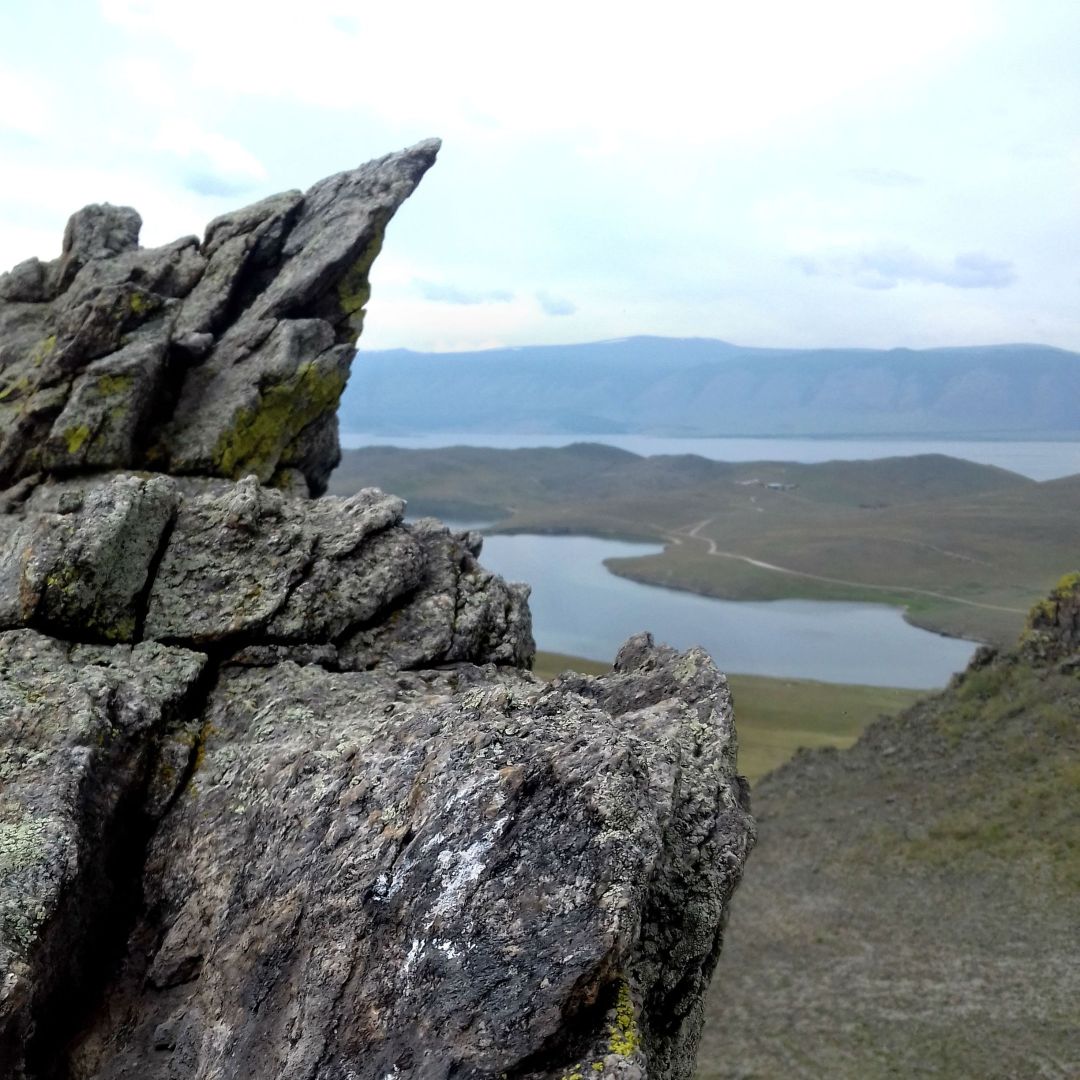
[477,533,977,689]
[601,555,992,647]
[469,520,996,647]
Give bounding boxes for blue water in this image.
[342,433,1080,481]
[475,534,977,689]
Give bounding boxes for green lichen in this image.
[336,219,387,340]
[608,980,639,1058]
[64,424,92,455]
[95,372,135,397]
[212,361,346,480]
[0,818,48,874]
[29,334,57,367]
[44,565,136,643]
[104,614,137,643]
[127,291,153,316]
[0,375,31,401]
[45,564,79,599]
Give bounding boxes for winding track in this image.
[659,518,1029,615]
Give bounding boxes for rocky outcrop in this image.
[1020,570,1080,664]
[0,139,440,497]
[0,145,753,1080]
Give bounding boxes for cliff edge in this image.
[0,144,754,1080]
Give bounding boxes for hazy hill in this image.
[341,337,1080,437]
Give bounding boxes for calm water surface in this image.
[343,433,1080,481]
[475,534,976,689]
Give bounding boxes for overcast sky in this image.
[1,0,1078,352]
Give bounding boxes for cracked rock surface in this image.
[0,145,754,1080]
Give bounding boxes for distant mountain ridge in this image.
[341,336,1080,437]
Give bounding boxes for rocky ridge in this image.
[0,144,754,1079]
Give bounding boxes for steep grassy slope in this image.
[698,577,1080,1079]
[331,445,1078,644]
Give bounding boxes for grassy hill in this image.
[698,576,1080,1078]
[331,445,1078,645]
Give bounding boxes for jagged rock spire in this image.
[0,139,440,495]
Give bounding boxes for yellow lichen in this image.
[608,980,639,1058]
[64,424,92,455]
[212,361,346,480]
[1022,569,1080,639]
[95,372,135,396]
[190,721,218,778]
[1052,570,1080,596]
[336,218,388,341]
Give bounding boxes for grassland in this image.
[332,445,1080,646]
[534,651,922,781]
[698,589,1080,1078]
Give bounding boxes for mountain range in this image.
[341,337,1080,437]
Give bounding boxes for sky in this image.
[1,0,1078,353]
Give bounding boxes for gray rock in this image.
[339,520,535,671]
[52,204,143,293]
[143,476,317,645]
[0,630,206,1076]
[0,473,531,668]
[0,140,440,495]
[0,143,754,1080]
[67,639,751,1080]
[42,332,168,472]
[16,474,179,643]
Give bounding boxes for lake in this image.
[342,433,1080,481]
[473,533,977,689]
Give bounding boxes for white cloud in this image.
[152,118,267,195]
[536,291,577,316]
[796,246,1016,290]
[415,280,514,305]
[0,0,1076,355]
[98,0,986,144]
[848,168,924,188]
[0,67,51,137]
